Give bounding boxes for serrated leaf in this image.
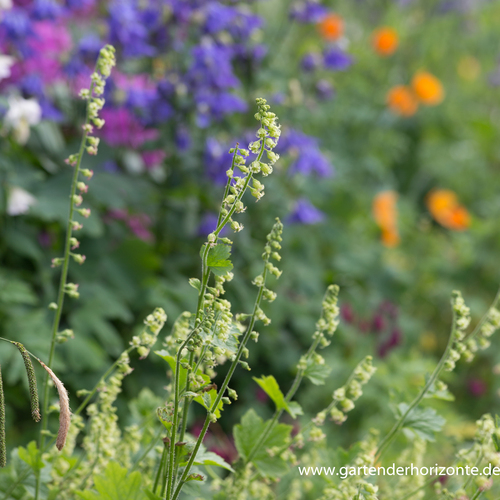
[233,409,292,477]
[253,375,293,416]
[75,461,147,500]
[397,404,446,442]
[423,377,455,401]
[194,388,223,418]
[181,450,234,472]
[201,244,233,277]
[287,401,303,418]
[303,360,332,386]
[18,441,44,473]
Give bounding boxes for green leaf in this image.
[181,449,234,472]
[144,490,163,500]
[193,388,224,418]
[423,377,455,402]
[0,274,38,306]
[233,409,292,477]
[287,401,303,418]
[75,461,147,500]
[253,375,294,416]
[303,360,332,386]
[397,404,446,442]
[18,441,44,473]
[201,244,233,277]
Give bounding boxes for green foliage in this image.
[76,462,146,500]
[203,244,234,277]
[252,375,291,414]
[234,409,293,478]
[397,404,446,442]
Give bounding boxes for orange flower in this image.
[318,13,344,41]
[426,189,471,231]
[386,85,418,117]
[411,72,444,105]
[372,27,399,56]
[373,191,400,247]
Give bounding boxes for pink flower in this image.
[100,107,159,148]
[142,150,166,169]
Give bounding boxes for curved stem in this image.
[171,263,270,500]
[39,81,95,460]
[375,311,457,460]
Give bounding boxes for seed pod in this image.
[38,361,70,451]
[14,343,41,422]
[0,365,6,467]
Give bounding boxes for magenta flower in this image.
[100,107,159,148]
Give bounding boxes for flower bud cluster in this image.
[317,284,340,336]
[475,307,500,351]
[220,99,280,236]
[329,356,376,425]
[130,307,167,359]
[445,291,474,371]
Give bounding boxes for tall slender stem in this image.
[171,263,270,500]
[39,85,94,457]
[375,312,457,459]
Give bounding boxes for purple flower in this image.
[278,129,334,177]
[32,0,64,20]
[316,79,334,100]
[205,137,231,184]
[290,1,328,22]
[188,42,239,90]
[78,34,103,60]
[301,52,322,72]
[100,107,159,148]
[1,9,33,50]
[204,3,237,34]
[197,212,229,237]
[288,198,325,224]
[323,47,353,71]
[108,0,155,58]
[175,128,191,152]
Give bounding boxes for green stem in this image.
[399,475,439,500]
[244,289,331,465]
[375,311,457,459]
[154,441,168,494]
[465,287,500,342]
[166,137,266,498]
[39,80,95,461]
[73,347,134,417]
[171,263,270,500]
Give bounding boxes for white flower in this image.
[0,0,13,11]
[4,96,42,144]
[7,186,37,216]
[0,55,15,81]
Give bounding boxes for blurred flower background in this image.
[1,0,500,467]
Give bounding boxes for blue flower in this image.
[32,0,64,20]
[290,1,328,22]
[301,52,322,72]
[78,34,103,60]
[1,9,33,48]
[205,137,231,184]
[108,0,156,58]
[288,198,325,224]
[204,3,237,34]
[316,79,335,100]
[323,47,353,71]
[278,129,334,177]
